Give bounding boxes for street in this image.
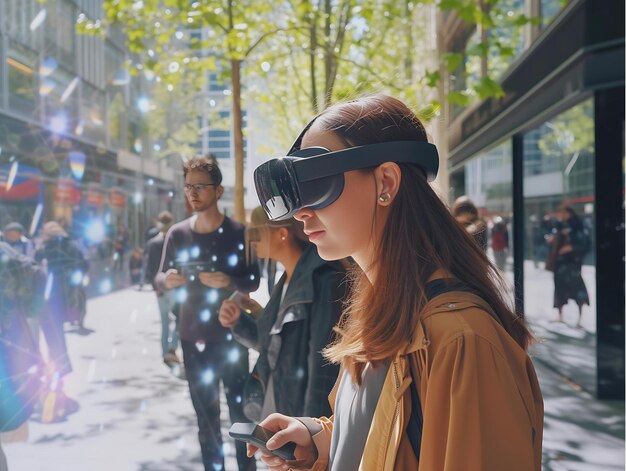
[2,279,624,470]
[2,287,269,471]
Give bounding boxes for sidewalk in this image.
[2,284,624,470]
[2,287,269,470]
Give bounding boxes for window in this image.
[452,140,514,284]
[7,42,37,115]
[522,98,595,393]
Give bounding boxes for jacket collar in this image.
[401,291,502,355]
[273,245,329,314]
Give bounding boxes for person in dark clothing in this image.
[34,221,87,421]
[144,211,180,366]
[0,241,45,434]
[219,207,346,422]
[451,196,488,251]
[113,224,129,272]
[547,205,590,326]
[156,157,260,471]
[145,216,160,242]
[490,216,509,271]
[129,247,143,286]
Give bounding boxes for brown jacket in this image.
[304,291,543,470]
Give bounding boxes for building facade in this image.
[441,0,624,398]
[0,0,184,292]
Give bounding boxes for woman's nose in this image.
[294,209,313,221]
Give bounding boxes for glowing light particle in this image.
[30,10,47,31]
[5,161,18,191]
[60,77,79,103]
[44,273,54,300]
[199,309,211,322]
[201,369,214,384]
[228,348,240,363]
[207,289,219,304]
[99,278,112,294]
[29,203,43,236]
[175,288,188,303]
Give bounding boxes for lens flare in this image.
[30,9,47,31]
[5,161,18,191]
[60,77,80,103]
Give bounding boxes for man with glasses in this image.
[157,156,260,471]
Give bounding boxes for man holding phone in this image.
[156,156,260,471]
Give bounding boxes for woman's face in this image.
[294,124,378,263]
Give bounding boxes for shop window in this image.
[450,140,514,285]
[522,98,595,392]
[541,0,569,28]
[7,43,37,115]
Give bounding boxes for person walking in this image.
[144,211,180,367]
[34,221,87,422]
[113,224,129,272]
[156,157,260,471]
[248,95,543,471]
[491,216,510,271]
[451,196,488,251]
[219,207,346,422]
[546,205,590,326]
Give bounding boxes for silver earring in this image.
[378,192,391,203]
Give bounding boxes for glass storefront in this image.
[523,98,596,392]
[451,140,515,302]
[450,98,597,393]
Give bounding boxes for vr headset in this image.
[254,121,440,221]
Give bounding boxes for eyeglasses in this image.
[183,183,218,192]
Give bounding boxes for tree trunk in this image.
[309,11,318,114]
[231,58,245,223]
[323,0,332,109]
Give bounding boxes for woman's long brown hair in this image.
[315,95,533,384]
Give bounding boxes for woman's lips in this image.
[305,230,325,241]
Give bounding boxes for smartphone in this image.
[175,261,210,281]
[229,422,296,461]
[228,290,255,314]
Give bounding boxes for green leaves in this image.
[474,76,504,100]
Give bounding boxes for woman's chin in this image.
[315,244,348,262]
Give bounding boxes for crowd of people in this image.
[3,94,601,470]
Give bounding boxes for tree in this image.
[78,0,539,215]
[83,0,289,223]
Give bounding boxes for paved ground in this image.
[2,279,624,470]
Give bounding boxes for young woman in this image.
[248,95,543,470]
[218,207,346,421]
[547,205,590,326]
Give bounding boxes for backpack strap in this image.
[406,279,469,461]
[406,358,423,461]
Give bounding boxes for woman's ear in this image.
[277,227,289,243]
[375,162,402,206]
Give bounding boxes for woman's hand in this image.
[219,300,241,329]
[198,271,231,288]
[247,413,317,470]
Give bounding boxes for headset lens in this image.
[254,158,301,221]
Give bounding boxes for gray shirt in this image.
[329,361,391,471]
